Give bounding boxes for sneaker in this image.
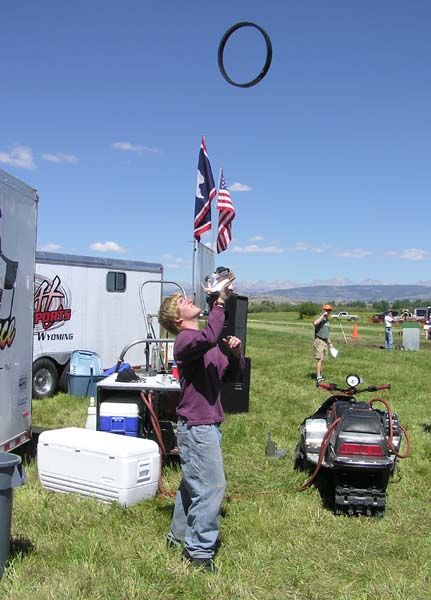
[182,549,218,574]
[316,375,324,383]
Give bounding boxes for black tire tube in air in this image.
[218,21,272,88]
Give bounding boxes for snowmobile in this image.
[295,374,411,516]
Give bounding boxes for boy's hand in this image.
[218,276,235,303]
[222,335,242,357]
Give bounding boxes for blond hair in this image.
[158,293,183,335]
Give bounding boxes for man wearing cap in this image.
[313,304,333,382]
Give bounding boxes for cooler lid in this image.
[38,427,159,457]
[100,402,140,417]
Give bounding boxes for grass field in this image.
[1,314,431,599]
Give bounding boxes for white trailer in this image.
[0,169,38,452]
[33,252,164,398]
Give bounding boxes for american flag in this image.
[216,169,235,253]
[193,137,216,241]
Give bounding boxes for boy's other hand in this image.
[222,335,242,357]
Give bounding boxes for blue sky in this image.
[2,1,430,290]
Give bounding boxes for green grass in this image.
[2,316,431,599]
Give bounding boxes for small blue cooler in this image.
[98,402,140,437]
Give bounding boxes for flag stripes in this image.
[216,169,235,253]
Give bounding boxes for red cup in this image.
[171,364,179,380]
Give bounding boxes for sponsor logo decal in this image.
[34,274,72,333]
[0,207,18,351]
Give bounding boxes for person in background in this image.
[158,278,244,574]
[313,303,333,382]
[384,310,395,350]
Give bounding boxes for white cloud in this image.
[290,242,329,254]
[0,145,35,170]
[384,250,398,257]
[231,244,283,254]
[335,248,373,259]
[400,248,428,261]
[165,256,190,269]
[90,241,127,253]
[38,243,61,252]
[249,235,264,242]
[112,141,159,154]
[42,152,79,164]
[229,182,252,192]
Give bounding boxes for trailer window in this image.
[107,271,126,292]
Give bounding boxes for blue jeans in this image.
[169,420,226,558]
[385,327,393,349]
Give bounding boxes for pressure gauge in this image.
[346,374,361,388]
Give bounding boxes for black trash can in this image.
[0,452,25,580]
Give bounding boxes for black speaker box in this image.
[221,357,251,414]
[208,293,248,353]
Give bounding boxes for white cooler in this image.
[37,427,160,506]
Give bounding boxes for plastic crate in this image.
[69,350,103,376]
[68,373,106,397]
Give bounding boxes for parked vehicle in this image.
[33,252,164,399]
[295,374,411,516]
[413,307,431,322]
[371,311,399,323]
[0,169,38,452]
[331,311,359,321]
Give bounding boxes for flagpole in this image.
[192,134,204,304]
[211,167,222,254]
[191,238,197,304]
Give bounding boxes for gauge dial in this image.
[346,374,360,388]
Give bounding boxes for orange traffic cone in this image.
[352,322,359,339]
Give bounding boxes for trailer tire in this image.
[32,359,59,399]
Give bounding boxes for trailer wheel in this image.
[33,359,59,399]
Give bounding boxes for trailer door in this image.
[0,170,37,451]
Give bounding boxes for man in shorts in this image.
[313,303,332,382]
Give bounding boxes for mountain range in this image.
[250,284,431,303]
[168,281,431,303]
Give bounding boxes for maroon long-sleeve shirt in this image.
[173,304,245,425]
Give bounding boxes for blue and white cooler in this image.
[98,402,140,437]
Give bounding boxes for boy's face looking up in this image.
[176,296,201,323]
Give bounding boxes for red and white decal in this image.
[34,274,72,332]
[1,431,32,453]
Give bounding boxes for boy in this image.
[158,280,244,573]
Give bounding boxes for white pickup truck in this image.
[331,311,359,321]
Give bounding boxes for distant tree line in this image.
[371,299,431,312]
[248,301,325,319]
[249,298,431,316]
[248,301,297,313]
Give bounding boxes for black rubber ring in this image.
[218,21,273,88]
